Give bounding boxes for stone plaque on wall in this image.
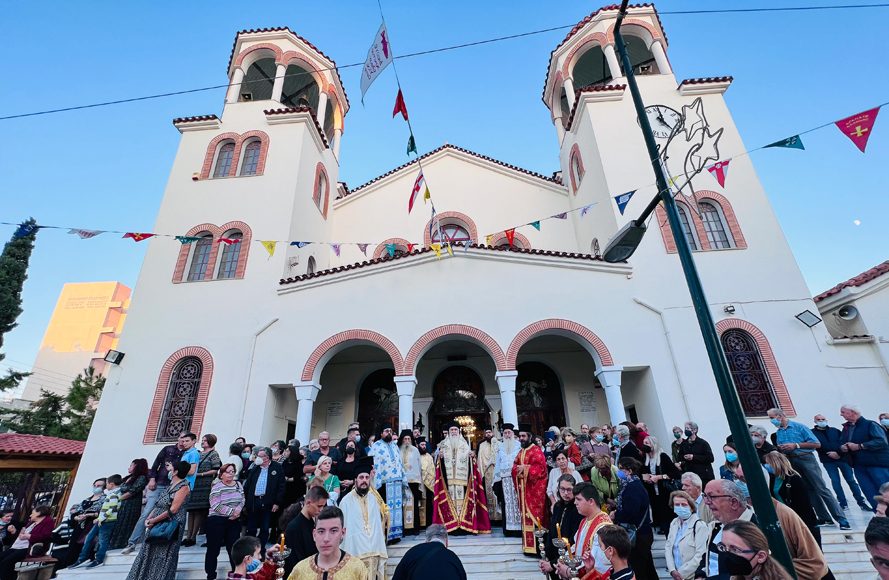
[578,391,596,413]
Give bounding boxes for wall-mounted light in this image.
[103,350,126,365]
[795,310,822,328]
[723,305,736,314]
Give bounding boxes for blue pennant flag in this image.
[614,190,636,215]
[764,135,805,150]
[13,221,39,239]
[290,241,311,248]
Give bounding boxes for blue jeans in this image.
[823,461,866,507]
[76,520,115,564]
[128,485,163,546]
[854,465,889,508]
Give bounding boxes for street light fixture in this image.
[604,1,796,574]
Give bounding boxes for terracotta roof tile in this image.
[280,243,602,286]
[172,114,219,125]
[0,434,85,457]
[341,144,562,199]
[263,106,329,148]
[679,76,733,86]
[814,260,889,302]
[565,84,627,131]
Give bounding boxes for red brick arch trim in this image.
[143,346,215,444]
[569,143,585,193]
[279,51,326,90]
[561,32,609,79]
[696,190,747,249]
[506,319,613,369]
[172,221,253,283]
[715,318,796,417]
[200,133,240,179]
[301,330,404,382]
[605,19,664,47]
[490,231,531,249]
[655,193,746,254]
[423,211,479,246]
[372,238,412,260]
[404,325,507,375]
[313,163,330,219]
[200,131,270,179]
[234,42,284,69]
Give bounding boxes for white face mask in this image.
[254,457,264,466]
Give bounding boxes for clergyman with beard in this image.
[417,437,435,528]
[431,421,491,534]
[340,456,389,580]
[399,430,423,535]
[477,427,501,524]
[494,423,522,536]
[369,425,405,542]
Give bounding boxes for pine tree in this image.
[0,218,38,391]
[4,390,67,438]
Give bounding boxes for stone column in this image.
[332,128,343,159]
[495,370,519,426]
[316,91,329,126]
[650,40,671,75]
[394,376,418,431]
[604,45,622,80]
[553,115,565,141]
[594,366,625,424]
[225,67,245,104]
[272,63,287,102]
[563,77,577,109]
[294,381,320,445]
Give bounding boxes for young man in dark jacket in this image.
[812,413,871,511]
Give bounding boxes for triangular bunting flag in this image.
[260,241,276,257]
[360,23,393,102]
[358,243,369,256]
[485,234,494,246]
[707,160,731,188]
[580,204,593,217]
[835,107,880,152]
[430,243,442,259]
[423,186,431,204]
[290,241,312,248]
[408,171,425,213]
[407,134,417,155]
[446,243,454,256]
[13,222,39,239]
[123,232,154,242]
[392,89,409,121]
[385,243,396,257]
[463,241,470,252]
[217,237,241,245]
[68,228,104,239]
[331,243,341,256]
[175,236,201,244]
[764,135,805,150]
[614,190,636,216]
[505,228,516,246]
[553,212,567,220]
[530,221,541,231]
[406,243,416,254]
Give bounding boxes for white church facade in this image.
[73,5,889,500]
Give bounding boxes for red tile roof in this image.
[172,114,219,125]
[565,84,627,131]
[0,434,85,457]
[280,243,602,286]
[263,107,329,148]
[228,27,349,109]
[814,260,889,303]
[679,76,733,86]
[340,144,562,199]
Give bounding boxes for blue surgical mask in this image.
[764,464,774,474]
[881,419,889,428]
[815,421,828,429]
[616,469,628,481]
[246,558,262,573]
[354,434,361,442]
[769,418,782,427]
[734,480,749,499]
[673,505,692,520]
[595,434,605,442]
[612,435,620,445]
[241,452,251,460]
[725,452,738,463]
[92,486,104,495]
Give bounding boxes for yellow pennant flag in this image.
[430,243,442,259]
[446,243,454,256]
[485,235,493,246]
[424,186,431,203]
[260,240,277,257]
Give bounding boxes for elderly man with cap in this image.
[477,425,501,524]
[494,423,522,537]
[369,424,404,543]
[513,424,548,556]
[340,456,389,579]
[432,421,491,534]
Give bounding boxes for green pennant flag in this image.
[530,221,541,231]
[175,236,201,244]
[765,135,804,150]
[407,134,417,155]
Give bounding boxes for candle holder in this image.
[533,528,548,575]
[272,546,292,579]
[552,538,582,580]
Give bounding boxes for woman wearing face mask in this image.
[590,427,611,458]
[239,444,255,480]
[589,455,621,508]
[613,458,658,579]
[282,441,305,512]
[717,520,793,580]
[664,491,708,580]
[65,478,106,567]
[720,444,740,482]
[671,426,685,464]
[762,451,821,547]
[640,436,681,536]
[335,441,360,500]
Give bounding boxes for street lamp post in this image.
[605,1,796,575]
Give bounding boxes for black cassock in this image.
[391,541,467,580]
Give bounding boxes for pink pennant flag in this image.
[552,212,568,220]
[331,243,341,256]
[835,107,880,153]
[358,243,369,256]
[707,160,731,188]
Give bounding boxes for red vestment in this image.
[512,443,547,554]
[431,451,491,534]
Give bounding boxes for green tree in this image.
[4,390,67,438]
[0,218,39,391]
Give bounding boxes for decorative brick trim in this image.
[372,238,412,260]
[233,42,284,69]
[232,130,270,176]
[655,194,746,253]
[568,144,585,193]
[278,51,325,88]
[173,224,216,283]
[200,133,240,179]
[715,318,796,417]
[561,32,609,79]
[696,191,747,249]
[404,325,507,375]
[313,163,330,219]
[605,18,664,47]
[423,211,479,246]
[301,330,404,381]
[172,222,252,282]
[506,319,613,369]
[489,231,531,249]
[143,346,215,444]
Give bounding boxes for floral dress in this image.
[187,449,222,510]
[110,474,148,549]
[126,479,190,580]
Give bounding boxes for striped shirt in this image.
[97,489,121,523]
[209,480,245,518]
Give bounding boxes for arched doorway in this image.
[515,362,566,437]
[428,366,491,448]
[356,369,398,438]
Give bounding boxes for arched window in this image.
[323,98,336,143]
[307,256,316,275]
[699,201,733,249]
[431,224,471,245]
[213,142,235,178]
[559,88,571,129]
[677,205,699,251]
[573,45,613,89]
[721,329,778,417]
[569,147,585,192]
[216,231,243,279]
[239,140,262,176]
[157,356,203,442]
[240,58,276,102]
[187,234,213,281]
[281,63,320,110]
[614,35,658,75]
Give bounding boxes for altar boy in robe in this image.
[339,458,388,580]
[513,424,547,556]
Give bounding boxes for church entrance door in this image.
[356,369,398,439]
[515,362,567,437]
[428,366,491,449]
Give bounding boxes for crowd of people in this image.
[30,402,889,580]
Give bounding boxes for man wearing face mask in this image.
[596,525,635,580]
[812,413,871,511]
[671,426,685,465]
[748,426,776,463]
[677,422,714,485]
[243,448,285,548]
[337,426,366,460]
[613,425,643,464]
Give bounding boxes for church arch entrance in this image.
[428,366,491,448]
[515,361,566,437]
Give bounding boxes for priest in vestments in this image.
[494,423,521,537]
[418,437,436,528]
[398,429,422,535]
[340,458,389,580]
[369,425,404,542]
[513,424,547,555]
[477,426,501,524]
[432,421,491,534]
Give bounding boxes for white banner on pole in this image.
[360,23,394,102]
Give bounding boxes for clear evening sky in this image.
[1,1,887,383]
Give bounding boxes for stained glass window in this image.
[157,357,203,442]
[721,329,778,417]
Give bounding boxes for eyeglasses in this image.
[702,493,733,502]
[558,486,574,492]
[716,542,757,556]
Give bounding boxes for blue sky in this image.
[1,1,887,379]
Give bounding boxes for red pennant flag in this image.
[392,89,408,121]
[122,232,155,242]
[408,171,425,213]
[835,107,880,153]
[407,243,416,254]
[216,237,242,245]
[707,160,731,188]
[505,228,516,246]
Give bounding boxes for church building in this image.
[72,5,889,501]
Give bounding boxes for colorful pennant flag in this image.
[614,190,636,216]
[330,243,341,256]
[68,228,104,239]
[530,221,541,231]
[358,243,369,256]
[430,243,442,259]
[360,23,394,102]
[175,236,201,244]
[580,204,593,217]
[835,107,880,152]
[260,241,276,257]
[765,135,805,150]
[217,237,241,245]
[406,243,416,254]
[392,89,409,121]
[505,228,516,246]
[553,212,568,220]
[485,234,494,246]
[446,243,454,256]
[122,232,154,242]
[407,134,417,155]
[290,241,312,248]
[408,171,425,213]
[707,160,731,188]
[385,243,396,257]
[13,222,39,239]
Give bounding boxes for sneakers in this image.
[68,561,86,569]
[816,519,833,527]
[121,544,136,555]
[860,502,874,511]
[85,561,104,569]
[839,519,852,530]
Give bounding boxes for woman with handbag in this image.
[127,460,191,580]
[641,435,681,536]
[613,457,658,580]
[204,464,245,580]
